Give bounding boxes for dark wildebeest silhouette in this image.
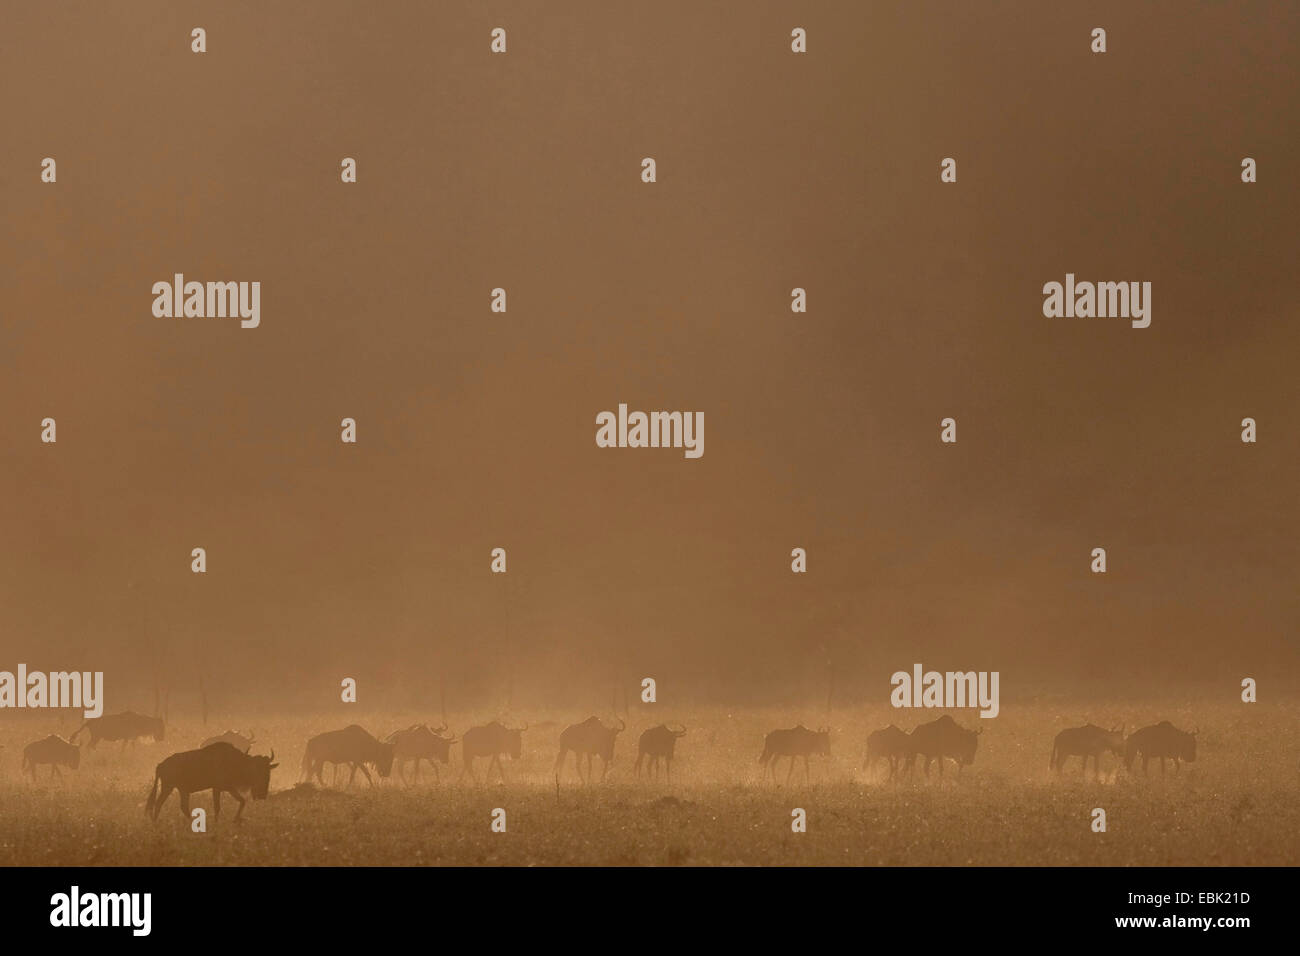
[22,734,81,780]
[71,711,165,750]
[200,730,255,753]
[386,723,457,784]
[635,724,686,781]
[758,725,831,784]
[863,724,913,780]
[300,724,395,788]
[908,715,981,778]
[555,717,626,784]
[459,721,526,784]
[1124,721,1197,776]
[1050,724,1124,779]
[145,742,278,822]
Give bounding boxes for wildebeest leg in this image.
[1174,758,1181,773]
[784,756,794,786]
[179,791,191,819]
[231,790,246,822]
[152,786,173,820]
[53,764,63,781]
[803,754,810,783]
[1141,755,1149,776]
[213,789,222,820]
[359,763,376,787]
[666,757,672,784]
[1159,757,1166,777]
[489,753,503,784]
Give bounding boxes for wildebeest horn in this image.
[268,748,275,763]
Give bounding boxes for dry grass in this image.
[1,698,1296,865]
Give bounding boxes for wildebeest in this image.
[634,724,687,781]
[145,742,278,822]
[1124,721,1197,776]
[71,711,165,749]
[555,716,626,784]
[459,720,527,784]
[1050,724,1125,779]
[300,724,395,788]
[200,729,255,753]
[385,723,457,784]
[22,734,81,780]
[758,725,831,784]
[908,715,981,778]
[863,724,913,780]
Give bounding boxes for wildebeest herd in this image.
[15,711,1200,822]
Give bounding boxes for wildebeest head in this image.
[598,718,626,762]
[956,725,981,765]
[375,741,396,777]
[249,749,279,799]
[505,723,527,759]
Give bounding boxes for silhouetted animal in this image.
[145,742,277,822]
[1051,724,1124,778]
[555,717,626,784]
[71,711,165,749]
[385,723,456,784]
[300,725,395,788]
[864,724,912,780]
[459,721,526,784]
[22,734,80,780]
[200,730,255,753]
[758,725,831,784]
[908,715,981,777]
[635,724,686,781]
[1124,721,1197,776]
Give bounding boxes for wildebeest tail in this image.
[69,720,89,743]
[1049,743,1058,770]
[144,769,161,818]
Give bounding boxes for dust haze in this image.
[0,1,1297,865]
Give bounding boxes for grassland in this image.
[1,698,1296,866]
